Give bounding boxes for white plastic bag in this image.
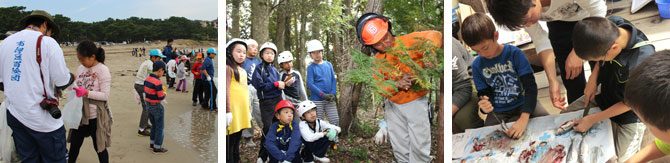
[132,88,141,105]
[63,91,83,129]
[0,101,14,162]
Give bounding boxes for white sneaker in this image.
[313,156,330,163]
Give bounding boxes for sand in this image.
[1,40,219,163]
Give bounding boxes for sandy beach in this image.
[1,40,219,163]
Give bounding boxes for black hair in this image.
[259,48,276,64]
[24,17,46,28]
[624,50,670,131]
[486,0,534,31]
[572,17,620,60]
[167,39,174,43]
[226,41,247,81]
[77,40,105,64]
[461,13,497,46]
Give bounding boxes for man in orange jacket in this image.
[356,13,442,163]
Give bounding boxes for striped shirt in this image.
[144,74,165,104]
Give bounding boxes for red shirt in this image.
[192,62,203,79]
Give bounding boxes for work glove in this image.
[206,76,212,81]
[327,128,338,141]
[227,112,233,126]
[324,94,336,102]
[73,86,88,97]
[374,119,388,145]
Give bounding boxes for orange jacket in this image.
[373,30,443,104]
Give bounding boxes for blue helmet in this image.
[206,47,217,55]
[149,49,166,58]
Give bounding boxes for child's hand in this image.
[583,78,598,107]
[573,116,595,133]
[227,112,233,126]
[285,76,295,87]
[478,96,493,113]
[327,129,338,141]
[73,86,88,97]
[277,81,286,89]
[506,117,528,139]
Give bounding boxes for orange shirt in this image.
[373,30,443,104]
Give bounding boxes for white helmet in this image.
[245,39,258,46]
[277,51,294,63]
[306,40,324,53]
[297,100,317,117]
[259,42,278,55]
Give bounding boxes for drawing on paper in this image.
[453,108,616,163]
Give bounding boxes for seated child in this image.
[297,100,340,163]
[265,100,302,163]
[461,13,538,139]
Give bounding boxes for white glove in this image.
[161,99,168,105]
[206,76,212,81]
[227,113,233,126]
[374,119,388,145]
[281,161,291,163]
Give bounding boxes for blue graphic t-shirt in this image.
[472,44,532,112]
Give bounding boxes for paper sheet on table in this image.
[452,108,615,163]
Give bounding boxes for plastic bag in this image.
[0,101,14,162]
[63,91,83,129]
[132,88,141,105]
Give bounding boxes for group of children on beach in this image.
[132,39,219,154]
[452,0,670,161]
[226,38,341,163]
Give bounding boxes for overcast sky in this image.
[0,0,218,22]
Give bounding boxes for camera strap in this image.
[35,35,47,98]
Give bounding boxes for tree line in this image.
[0,6,217,42]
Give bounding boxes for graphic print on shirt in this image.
[542,3,582,21]
[482,60,522,104]
[77,70,98,90]
[11,41,26,81]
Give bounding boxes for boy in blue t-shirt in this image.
[461,13,538,139]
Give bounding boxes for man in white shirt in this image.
[0,10,74,163]
[134,49,165,136]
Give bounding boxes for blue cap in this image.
[206,48,217,55]
[152,61,166,72]
[149,49,166,58]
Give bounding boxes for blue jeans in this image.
[148,104,165,148]
[7,110,66,163]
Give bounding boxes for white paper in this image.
[453,108,615,163]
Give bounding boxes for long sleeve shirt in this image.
[75,63,111,119]
[306,61,337,101]
[299,119,341,142]
[265,121,302,162]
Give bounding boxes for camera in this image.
[40,98,61,119]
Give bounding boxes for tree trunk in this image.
[437,77,444,163]
[296,6,307,77]
[336,0,383,136]
[230,0,242,38]
[274,0,288,52]
[251,0,271,44]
